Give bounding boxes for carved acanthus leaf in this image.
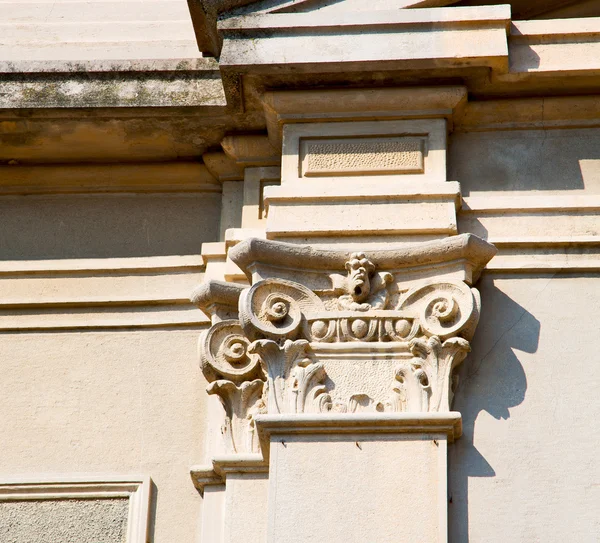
[249,339,331,414]
[386,335,470,413]
[207,379,265,454]
[333,394,384,413]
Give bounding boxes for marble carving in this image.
[195,235,496,454]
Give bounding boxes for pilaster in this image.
[193,79,496,543]
[192,233,496,542]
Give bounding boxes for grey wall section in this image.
[449,128,600,195]
[0,193,221,260]
[449,274,600,541]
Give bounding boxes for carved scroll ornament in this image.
[195,236,495,454]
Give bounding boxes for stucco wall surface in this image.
[450,274,600,542]
[0,328,208,543]
[0,498,128,543]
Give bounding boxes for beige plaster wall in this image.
[448,125,600,540]
[0,329,208,543]
[0,171,220,541]
[450,274,600,541]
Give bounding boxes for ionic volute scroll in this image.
[397,280,481,341]
[238,277,325,341]
[199,318,266,454]
[238,278,332,415]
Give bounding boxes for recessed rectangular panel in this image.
[301,137,425,177]
[0,499,129,543]
[0,477,150,543]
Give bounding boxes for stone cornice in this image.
[255,412,462,461]
[261,87,467,148]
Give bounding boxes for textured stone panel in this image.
[301,137,425,176]
[0,498,128,543]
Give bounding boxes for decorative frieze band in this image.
[301,137,425,177]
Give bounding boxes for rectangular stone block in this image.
[281,119,447,184]
[266,198,458,238]
[223,474,268,543]
[266,434,447,543]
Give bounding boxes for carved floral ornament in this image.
[192,235,496,454]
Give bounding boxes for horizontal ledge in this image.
[0,297,192,309]
[255,412,462,461]
[0,307,209,331]
[0,184,221,196]
[190,454,268,493]
[511,18,600,39]
[266,227,457,237]
[0,57,219,75]
[0,322,208,332]
[0,255,204,275]
[0,474,150,486]
[462,195,600,212]
[1,39,199,51]
[212,454,268,477]
[264,181,461,201]
[486,260,600,273]
[219,6,510,32]
[491,236,600,247]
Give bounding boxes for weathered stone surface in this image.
[301,137,424,176]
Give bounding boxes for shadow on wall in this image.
[449,129,600,195]
[148,479,158,543]
[0,193,221,260]
[448,275,540,542]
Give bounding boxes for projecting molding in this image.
[193,234,496,456]
[261,87,467,149]
[190,0,594,56]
